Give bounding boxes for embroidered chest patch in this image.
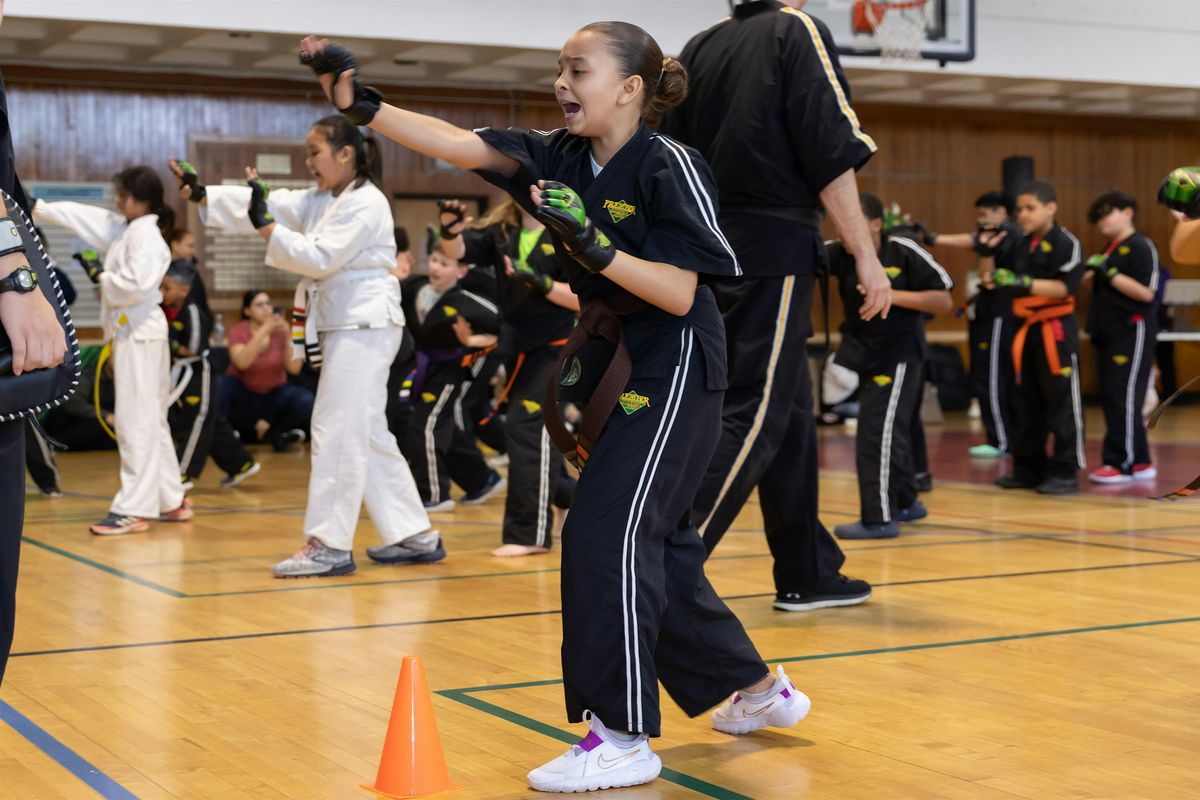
[884,266,902,280]
[618,390,650,415]
[603,199,636,224]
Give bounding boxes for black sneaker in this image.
[774,575,872,612]
[367,532,446,564]
[995,473,1039,490]
[272,428,306,452]
[1036,475,1079,495]
[915,472,933,493]
[460,471,505,505]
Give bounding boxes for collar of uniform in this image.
[580,121,652,205]
[733,0,784,19]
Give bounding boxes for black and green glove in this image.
[72,249,103,283]
[1086,254,1119,285]
[299,42,381,126]
[437,199,466,240]
[992,268,1033,296]
[1158,167,1200,219]
[535,182,614,273]
[247,177,274,229]
[176,160,206,203]
[513,258,554,295]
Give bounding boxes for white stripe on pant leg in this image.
[699,276,794,536]
[622,328,693,732]
[536,426,550,548]
[878,363,907,524]
[1070,353,1086,469]
[1122,320,1145,470]
[424,385,455,503]
[454,382,469,431]
[989,316,1008,452]
[178,360,211,475]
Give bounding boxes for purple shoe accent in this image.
[578,731,604,752]
[731,693,742,705]
[780,687,791,699]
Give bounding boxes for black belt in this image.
[723,205,823,231]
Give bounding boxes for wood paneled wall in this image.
[6,66,1198,388]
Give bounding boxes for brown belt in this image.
[543,295,647,470]
[1011,295,1075,384]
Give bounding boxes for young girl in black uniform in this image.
[299,21,808,793]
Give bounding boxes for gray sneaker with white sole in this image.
[367,531,446,564]
[272,538,355,578]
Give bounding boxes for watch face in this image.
[17,269,34,290]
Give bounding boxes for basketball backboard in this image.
[800,0,976,64]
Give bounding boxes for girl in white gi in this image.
[34,167,193,535]
[168,116,442,577]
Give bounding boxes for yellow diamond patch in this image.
[618,390,650,415]
[1113,354,1129,365]
[1118,245,1130,255]
[442,305,458,317]
[421,392,437,403]
[1040,240,1053,253]
[540,243,556,256]
[884,266,902,280]
[873,375,893,387]
[185,395,201,406]
[1060,366,1073,376]
[521,399,541,414]
[603,199,636,224]
[171,320,184,330]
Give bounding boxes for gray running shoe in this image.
[367,531,446,565]
[272,538,355,578]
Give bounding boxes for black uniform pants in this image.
[856,361,923,524]
[0,420,24,686]
[459,344,509,455]
[406,369,490,504]
[909,371,929,480]
[691,274,846,594]
[968,308,1016,451]
[561,329,767,737]
[1096,320,1155,471]
[1011,322,1085,483]
[171,358,253,480]
[24,418,59,491]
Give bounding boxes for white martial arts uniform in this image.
[32,201,184,518]
[202,180,430,551]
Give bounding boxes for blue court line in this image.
[0,700,140,799]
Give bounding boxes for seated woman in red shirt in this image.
[219,289,315,451]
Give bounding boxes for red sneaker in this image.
[1088,465,1131,485]
[1131,464,1157,481]
[160,497,194,522]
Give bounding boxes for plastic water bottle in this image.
[213,313,226,347]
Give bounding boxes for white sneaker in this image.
[527,711,661,793]
[711,665,812,735]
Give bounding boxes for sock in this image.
[738,675,781,702]
[599,719,644,749]
[403,531,439,551]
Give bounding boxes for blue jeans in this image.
[218,377,314,449]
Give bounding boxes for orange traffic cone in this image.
[362,655,460,798]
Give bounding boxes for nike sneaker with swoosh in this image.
[711,665,812,735]
[527,710,661,792]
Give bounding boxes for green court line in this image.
[437,690,754,800]
[20,536,187,598]
[440,611,1200,695]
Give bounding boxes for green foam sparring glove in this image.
[247,177,274,229]
[176,160,206,203]
[72,249,103,283]
[298,42,381,126]
[513,257,554,296]
[535,182,614,273]
[1158,167,1200,219]
[992,268,1033,296]
[1086,255,1119,285]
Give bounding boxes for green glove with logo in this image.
[992,267,1033,296]
[72,249,103,283]
[1086,254,1119,285]
[535,182,614,273]
[175,160,206,203]
[1158,167,1200,219]
[513,256,554,295]
[247,177,274,229]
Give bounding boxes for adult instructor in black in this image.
[0,0,70,684]
[661,0,890,611]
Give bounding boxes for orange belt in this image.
[1011,295,1075,384]
[478,337,569,428]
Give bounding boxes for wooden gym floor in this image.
[2,408,1199,799]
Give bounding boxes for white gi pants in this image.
[110,335,186,518]
[304,327,431,550]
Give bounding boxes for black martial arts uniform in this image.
[1004,225,1085,485]
[969,221,1021,453]
[474,121,769,737]
[167,286,254,482]
[831,236,953,523]
[401,276,498,505]
[1088,232,1159,473]
[461,223,575,547]
[660,0,875,602]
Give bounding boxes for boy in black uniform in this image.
[990,182,1085,494]
[831,194,953,539]
[402,248,501,512]
[440,197,578,556]
[927,191,1019,458]
[160,261,259,489]
[660,0,889,612]
[1083,192,1160,484]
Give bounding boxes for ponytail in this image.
[313,114,382,189]
[581,21,689,126]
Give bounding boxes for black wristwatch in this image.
[0,266,38,294]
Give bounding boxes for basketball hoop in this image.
[852,0,932,63]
